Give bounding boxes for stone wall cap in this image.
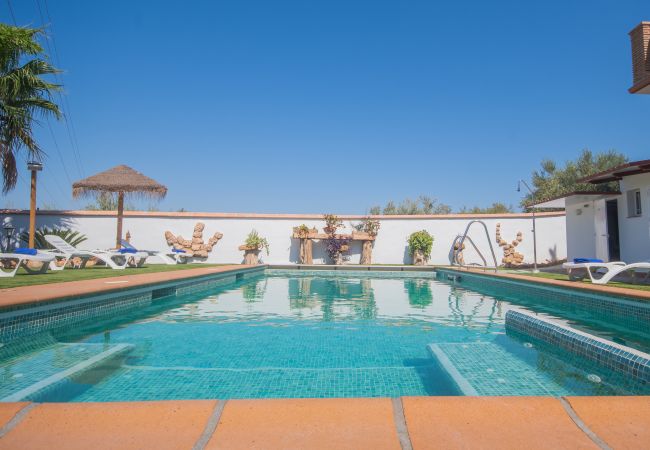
[0,209,566,220]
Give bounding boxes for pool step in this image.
[427,342,572,396]
[0,342,133,401]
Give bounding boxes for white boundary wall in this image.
[0,211,566,266]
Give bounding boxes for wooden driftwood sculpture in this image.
[292,226,318,264]
[495,223,524,267]
[238,245,261,265]
[165,222,223,258]
[453,240,466,265]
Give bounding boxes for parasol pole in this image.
[116,191,124,248]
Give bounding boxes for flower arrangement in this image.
[323,214,348,264]
[323,214,343,234]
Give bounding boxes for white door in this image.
[594,199,609,261]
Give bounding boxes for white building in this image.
[534,159,650,263]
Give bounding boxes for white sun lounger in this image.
[0,251,55,277]
[562,261,626,283]
[120,240,190,265]
[43,235,148,270]
[588,262,650,285]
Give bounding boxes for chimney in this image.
[629,22,650,94]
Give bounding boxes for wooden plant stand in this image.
[291,229,376,265]
[239,245,261,265]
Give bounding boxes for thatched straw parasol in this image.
[73,165,167,247]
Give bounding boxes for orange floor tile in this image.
[402,396,599,450]
[206,398,401,450]
[0,400,217,450]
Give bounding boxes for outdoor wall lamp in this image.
[3,223,15,253]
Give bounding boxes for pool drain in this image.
[587,374,602,383]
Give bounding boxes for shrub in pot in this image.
[408,230,434,265]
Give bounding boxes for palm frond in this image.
[0,24,61,193]
[19,226,88,249]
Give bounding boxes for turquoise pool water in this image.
[1,269,649,401]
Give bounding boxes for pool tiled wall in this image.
[0,266,265,344]
[436,268,650,328]
[505,309,650,386]
[0,291,153,343]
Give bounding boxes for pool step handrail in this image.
[452,220,498,272]
[451,234,487,267]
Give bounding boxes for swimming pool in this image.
[1,268,649,401]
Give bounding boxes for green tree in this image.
[369,195,452,215]
[85,192,134,211]
[0,24,61,193]
[458,202,513,214]
[524,149,627,206]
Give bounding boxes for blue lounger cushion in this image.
[14,247,37,256]
[118,248,138,254]
[172,249,187,253]
[573,258,604,263]
[120,239,137,250]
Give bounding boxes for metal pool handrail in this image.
[452,220,498,272]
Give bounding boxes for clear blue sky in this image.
[1,0,649,213]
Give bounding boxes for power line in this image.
[32,0,75,188]
[5,0,16,24]
[46,120,73,185]
[43,0,85,176]
[16,169,59,209]
[36,0,85,178]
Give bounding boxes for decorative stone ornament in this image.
[164,222,223,258]
[495,223,525,267]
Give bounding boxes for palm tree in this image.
[0,24,61,193]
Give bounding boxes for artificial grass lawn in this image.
[0,264,226,289]
[514,270,650,292]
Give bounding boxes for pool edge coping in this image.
[0,265,266,310]
[436,266,650,302]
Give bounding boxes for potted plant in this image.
[408,230,434,265]
[353,217,380,237]
[239,230,270,265]
[352,217,381,264]
[325,237,349,265]
[293,224,317,239]
[323,214,348,265]
[323,214,343,234]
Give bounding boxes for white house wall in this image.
[618,173,650,262]
[0,211,567,266]
[564,199,597,261]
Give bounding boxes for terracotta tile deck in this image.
[0,265,253,309]
[0,400,217,450]
[402,396,599,450]
[565,396,650,449]
[0,397,648,449]
[0,402,29,428]
[206,398,401,450]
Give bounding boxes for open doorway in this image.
[606,199,620,261]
